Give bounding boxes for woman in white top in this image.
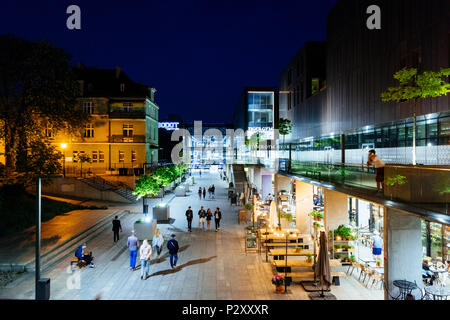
[139,239,152,280]
[367,150,385,192]
[152,229,164,259]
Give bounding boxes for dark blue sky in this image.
[0,0,338,122]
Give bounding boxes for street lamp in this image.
[61,143,67,178]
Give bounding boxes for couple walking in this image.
[185,206,222,232]
[126,229,165,280]
[198,187,206,200]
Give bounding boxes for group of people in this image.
[185,206,222,232]
[198,185,215,199]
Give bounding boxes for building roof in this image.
[74,65,154,99]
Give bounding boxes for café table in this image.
[424,285,450,300]
[429,267,448,285]
[392,280,419,300]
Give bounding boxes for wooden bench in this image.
[277,271,347,286]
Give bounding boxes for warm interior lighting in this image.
[61,143,67,149]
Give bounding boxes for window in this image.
[73,151,78,163]
[99,151,105,163]
[83,101,94,114]
[84,124,94,137]
[120,83,125,92]
[45,123,53,138]
[131,150,137,162]
[119,151,124,163]
[287,92,292,110]
[311,78,320,95]
[92,151,98,163]
[123,124,133,137]
[123,102,133,112]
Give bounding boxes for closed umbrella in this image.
[313,231,333,298]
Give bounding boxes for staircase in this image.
[232,164,247,195]
[80,175,138,203]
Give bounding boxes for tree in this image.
[0,34,88,176]
[277,118,292,150]
[74,153,91,177]
[133,174,161,200]
[381,67,450,165]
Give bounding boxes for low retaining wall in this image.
[41,177,132,203]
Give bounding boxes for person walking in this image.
[167,234,179,269]
[371,230,383,262]
[152,229,164,259]
[198,187,202,200]
[202,187,206,199]
[112,215,122,243]
[198,206,206,230]
[211,185,215,199]
[139,239,152,280]
[127,231,139,271]
[185,206,194,232]
[208,186,212,199]
[214,207,222,232]
[367,149,385,192]
[206,208,213,230]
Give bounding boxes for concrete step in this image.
[24,210,129,273]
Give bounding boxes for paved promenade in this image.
[0,171,383,300]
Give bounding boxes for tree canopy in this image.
[0,34,89,182]
[381,67,450,102]
[277,118,293,136]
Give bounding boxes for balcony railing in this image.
[109,110,145,119]
[279,158,450,217]
[109,135,145,143]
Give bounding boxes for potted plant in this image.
[295,246,302,253]
[272,275,285,293]
[334,244,342,252]
[350,255,356,263]
[347,245,355,252]
[306,254,313,263]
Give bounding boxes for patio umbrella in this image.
[313,231,332,298]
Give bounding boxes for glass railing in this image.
[279,159,450,216]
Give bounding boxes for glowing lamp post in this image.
[61,143,67,178]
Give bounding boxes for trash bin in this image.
[37,278,50,300]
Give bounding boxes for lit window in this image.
[119,151,124,163]
[84,124,94,137]
[99,151,104,163]
[92,151,98,163]
[73,151,78,163]
[123,124,134,137]
[123,103,133,112]
[45,123,53,138]
[83,101,94,114]
[311,78,320,95]
[131,150,137,162]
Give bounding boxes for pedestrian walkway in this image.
[0,171,383,300]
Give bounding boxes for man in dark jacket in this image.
[186,206,193,232]
[112,215,122,243]
[214,207,222,231]
[167,234,179,269]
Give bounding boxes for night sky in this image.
[0,0,338,123]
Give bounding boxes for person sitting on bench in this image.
[75,242,95,268]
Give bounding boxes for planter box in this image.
[175,187,186,197]
[153,205,170,221]
[133,219,157,241]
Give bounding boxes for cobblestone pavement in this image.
[0,171,383,300]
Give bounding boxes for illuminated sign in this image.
[159,122,179,131]
[247,127,274,139]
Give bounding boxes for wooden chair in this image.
[347,262,359,276]
[358,264,371,284]
[367,271,384,289]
